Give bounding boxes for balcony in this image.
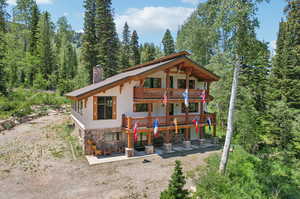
[134,87,208,100]
[122,113,216,131]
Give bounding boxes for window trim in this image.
[93,96,117,120]
[177,79,196,89]
[144,77,162,88]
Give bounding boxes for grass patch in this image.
[51,120,83,159]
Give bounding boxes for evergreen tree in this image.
[130,30,140,65]
[29,3,39,54]
[0,0,7,95]
[141,42,156,63]
[120,22,130,69]
[13,0,35,26]
[82,0,97,84]
[162,29,175,56]
[36,11,55,85]
[95,0,119,78]
[160,160,190,199]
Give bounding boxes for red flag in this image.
[163,91,168,106]
[201,90,206,103]
[133,122,138,142]
[193,119,199,134]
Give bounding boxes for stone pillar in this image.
[183,140,191,149]
[145,145,154,155]
[125,148,134,157]
[164,143,172,153]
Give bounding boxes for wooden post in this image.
[147,103,153,145]
[127,117,133,149]
[184,71,191,141]
[165,70,170,143]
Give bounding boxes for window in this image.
[98,96,113,120]
[182,103,199,113]
[72,100,83,115]
[144,78,161,88]
[177,79,195,89]
[133,104,152,112]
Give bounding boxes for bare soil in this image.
[0,112,220,199]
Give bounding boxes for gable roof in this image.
[65,52,219,100]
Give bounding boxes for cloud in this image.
[7,0,54,5]
[115,6,194,36]
[181,0,199,5]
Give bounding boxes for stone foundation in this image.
[82,128,125,155]
[183,140,191,148]
[125,148,134,157]
[199,139,206,144]
[145,145,154,155]
[164,143,172,153]
[211,137,219,144]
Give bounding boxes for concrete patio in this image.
[86,138,219,165]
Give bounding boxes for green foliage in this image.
[82,0,97,83]
[141,42,161,63]
[130,30,140,65]
[0,88,68,119]
[193,147,300,199]
[120,22,131,69]
[162,29,175,56]
[160,160,190,199]
[95,0,120,78]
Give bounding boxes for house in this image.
[65,51,220,157]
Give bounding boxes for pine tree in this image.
[120,22,130,69]
[160,160,190,199]
[29,3,39,54]
[162,29,175,56]
[130,30,140,65]
[13,0,35,26]
[141,42,156,63]
[36,11,55,84]
[95,0,119,78]
[82,0,97,84]
[0,0,7,95]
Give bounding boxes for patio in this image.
[86,138,219,165]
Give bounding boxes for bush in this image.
[193,147,300,199]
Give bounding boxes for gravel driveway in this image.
[0,112,220,199]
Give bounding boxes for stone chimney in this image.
[93,65,104,84]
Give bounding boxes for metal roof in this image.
[65,58,179,98]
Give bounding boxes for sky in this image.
[7,0,287,51]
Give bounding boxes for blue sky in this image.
[7,0,286,51]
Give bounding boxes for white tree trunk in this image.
[219,62,240,174]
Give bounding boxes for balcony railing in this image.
[122,113,216,129]
[134,87,208,99]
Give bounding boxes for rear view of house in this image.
[65,51,219,157]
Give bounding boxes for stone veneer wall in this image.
[82,127,126,155]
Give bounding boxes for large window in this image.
[177,79,195,89]
[133,104,152,112]
[144,78,161,88]
[182,103,199,113]
[98,96,113,120]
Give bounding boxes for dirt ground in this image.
[0,112,220,199]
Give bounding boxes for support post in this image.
[125,117,134,157]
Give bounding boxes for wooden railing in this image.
[122,113,216,129]
[134,87,208,99]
